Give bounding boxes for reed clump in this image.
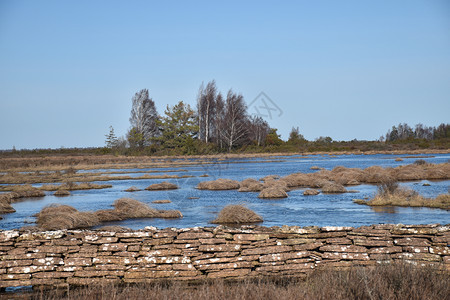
[354,181,450,210]
[53,190,70,197]
[125,186,141,192]
[211,204,263,224]
[258,187,288,199]
[196,179,240,190]
[95,198,182,222]
[35,204,100,230]
[145,181,179,190]
[34,198,183,230]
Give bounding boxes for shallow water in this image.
[1,153,449,230]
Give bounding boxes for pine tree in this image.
[105,126,119,148]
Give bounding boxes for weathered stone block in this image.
[1,273,31,280]
[33,257,64,266]
[319,245,367,253]
[137,256,191,264]
[292,242,324,251]
[241,245,292,256]
[234,234,269,241]
[116,231,152,238]
[214,251,239,258]
[394,238,431,246]
[322,252,369,260]
[178,232,213,240]
[93,257,136,265]
[199,244,241,252]
[207,268,251,278]
[352,238,393,247]
[367,247,402,254]
[259,251,309,262]
[0,259,32,268]
[99,243,127,252]
[325,238,352,245]
[391,227,438,235]
[8,265,55,274]
[140,248,183,257]
[124,270,200,279]
[32,271,73,279]
[277,238,315,246]
[0,230,20,242]
[64,257,92,266]
[74,270,124,278]
[429,246,449,255]
[392,253,441,262]
[199,238,227,244]
[196,261,252,271]
[256,263,314,272]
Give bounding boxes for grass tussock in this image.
[124,186,141,192]
[238,178,264,192]
[197,179,240,190]
[53,190,70,197]
[303,189,320,196]
[145,181,179,191]
[35,204,100,230]
[152,199,172,204]
[95,198,182,223]
[211,204,263,224]
[34,198,183,230]
[321,182,347,194]
[258,187,288,199]
[24,262,449,300]
[354,181,450,210]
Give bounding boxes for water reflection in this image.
[370,206,397,214]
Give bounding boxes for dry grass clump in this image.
[279,173,311,188]
[58,182,112,191]
[258,187,288,199]
[34,198,183,229]
[35,204,100,230]
[363,166,393,183]
[53,189,70,197]
[125,186,141,192]
[303,189,320,196]
[211,204,263,224]
[238,181,264,192]
[145,181,179,190]
[260,175,280,182]
[94,198,182,222]
[152,199,172,204]
[197,179,240,190]
[321,182,347,194]
[0,195,16,214]
[354,181,450,210]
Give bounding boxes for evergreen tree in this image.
[105,126,118,148]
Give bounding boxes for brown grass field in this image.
[11,261,449,300]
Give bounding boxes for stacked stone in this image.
[0,224,448,289]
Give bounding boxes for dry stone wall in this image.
[0,224,449,288]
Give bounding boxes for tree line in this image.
[104,81,449,155]
[106,81,274,154]
[384,123,449,142]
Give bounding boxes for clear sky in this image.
[1,0,449,150]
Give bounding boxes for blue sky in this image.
[0,0,449,149]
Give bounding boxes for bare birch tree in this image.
[248,116,270,146]
[129,89,159,147]
[197,80,217,143]
[220,90,249,151]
